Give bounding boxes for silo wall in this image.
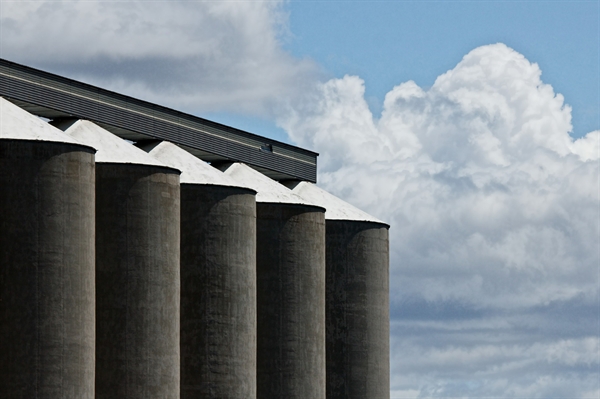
[94,163,180,399]
[0,140,96,399]
[256,203,326,398]
[180,184,257,398]
[325,221,389,399]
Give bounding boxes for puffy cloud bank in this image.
[279,43,599,397]
[0,0,317,115]
[2,2,598,393]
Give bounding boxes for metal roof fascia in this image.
[0,58,318,182]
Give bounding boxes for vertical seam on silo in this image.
[125,175,130,398]
[76,156,81,395]
[207,217,213,394]
[60,155,65,397]
[279,217,283,394]
[35,153,39,398]
[145,175,150,397]
[345,230,349,397]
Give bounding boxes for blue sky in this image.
[206,0,599,143]
[1,1,599,396]
[288,1,599,137]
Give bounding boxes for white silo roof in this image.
[0,97,89,147]
[221,163,319,206]
[64,120,170,167]
[290,181,386,225]
[144,141,252,189]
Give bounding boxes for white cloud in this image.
[280,43,599,305]
[2,3,597,393]
[572,130,600,161]
[392,338,600,397]
[278,43,599,395]
[0,0,318,115]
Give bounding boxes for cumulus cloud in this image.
[3,3,597,393]
[279,43,599,396]
[0,0,318,115]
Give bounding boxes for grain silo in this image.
[141,141,257,398]
[219,163,326,399]
[0,57,393,398]
[0,98,96,398]
[57,120,181,399]
[286,181,390,399]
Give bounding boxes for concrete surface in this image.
[0,139,96,398]
[59,120,182,398]
[288,182,390,398]
[142,141,258,398]
[255,203,326,398]
[325,221,390,399]
[221,163,327,398]
[93,163,181,399]
[180,184,257,398]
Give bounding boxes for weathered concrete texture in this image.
[256,203,326,399]
[0,140,96,399]
[94,164,180,399]
[180,184,257,398]
[325,221,390,399]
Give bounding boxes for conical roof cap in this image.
[221,163,320,207]
[144,141,252,189]
[290,181,387,225]
[64,120,171,168]
[0,97,89,147]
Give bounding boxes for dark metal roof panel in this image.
[0,58,317,182]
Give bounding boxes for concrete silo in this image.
[57,120,181,399]
[141,141,257,398]
[286,182,390,399]
[0,98,96,398]
[219,163,326,399]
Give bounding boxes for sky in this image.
[1,0,599,397]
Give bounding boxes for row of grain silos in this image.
[0,96,389,399]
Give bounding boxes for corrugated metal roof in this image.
[0,58,318,182]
